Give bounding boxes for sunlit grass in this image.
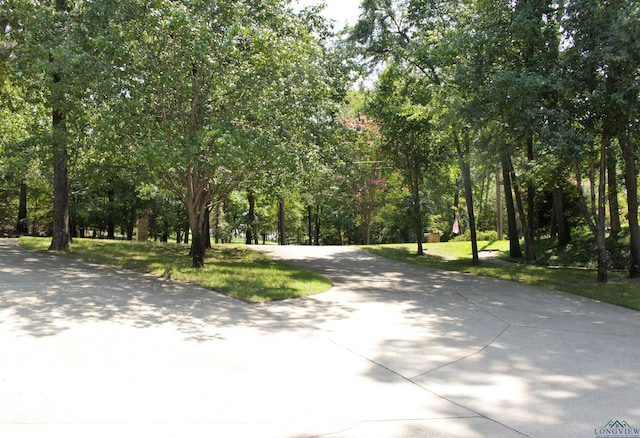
[19,237,332,303]
[363,242,640,311]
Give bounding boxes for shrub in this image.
[451,230,498,242]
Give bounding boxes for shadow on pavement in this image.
[0,240,355,342]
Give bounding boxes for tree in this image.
[4,0,114,249]
[105,0,346,266]
[367,64,445,255]
[471,0,564,261]
[48,0,71,250]
[562,0,640,281]
[341,114,385,245]
[353,0,482,260]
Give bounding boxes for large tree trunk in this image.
[183,187,210,268]
[191,225,206,268]
[188,205,208,268]
[48,0,70,252]
[49,109,70,251]
[502,156,522,259]
[17,181,28,235]
[619,129,640,278]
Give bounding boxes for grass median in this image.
[363,241,640,311]
[18,237,332,303]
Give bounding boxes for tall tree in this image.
[5,0,106,249]
[367,64,445,255]
[341,114,385,245]
[353,0,481,262]
[475,0,563,261]
[562,0,640,280]
[107,0,346,266]
[48,0,71,250]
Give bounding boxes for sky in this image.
[292,0,363,29]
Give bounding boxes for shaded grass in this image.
[363,242,640,311]
[19,237,332,303]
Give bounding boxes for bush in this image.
[451,230,498,242]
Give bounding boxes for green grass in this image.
[363,241,640,311]
[19,237,332,303]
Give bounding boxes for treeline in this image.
[350,0,640,282]
[1,0,639,283]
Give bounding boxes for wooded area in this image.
[1,0,639,282]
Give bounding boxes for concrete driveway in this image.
[1,239,639,437]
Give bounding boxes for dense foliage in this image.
[1,0,639,281]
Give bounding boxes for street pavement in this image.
[1,239,639,437]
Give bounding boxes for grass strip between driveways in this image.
[363,242,640,311]
[18,237,332,303]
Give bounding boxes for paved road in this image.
[1,239,639,437]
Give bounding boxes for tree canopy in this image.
[1,0,639,281]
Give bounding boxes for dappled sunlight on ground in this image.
[2,240,640,437]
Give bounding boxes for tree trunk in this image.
[596,131,608,283]
[314,204,321,246]
[607,148,621,234]
[405,156,424,255]
[461,160,479,265]
[454,128,479,265]
[184,188,210,268]
[213,203,221,244]
[411,179,423,256]
[246,191,256,245]
[188,206,209,267]
[161,220,169,242]
[502,156,522,259]
[496,171,503,240]
[204,206,211,249]
[506,156,533,261]
[362,225,370,245]
[307,205,313,245]
[414,200,423,256]
[17,181,28,235]
[553,187,571,246]
[49,0,70,251]
[191,225,205,268]
[525,132,536,261]
[619,129,640,278]
[278,198,286,245]
[107,189,115,239]
[49,115,70,251]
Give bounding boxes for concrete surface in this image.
[1,239,639,437]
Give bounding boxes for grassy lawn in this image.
[18,237,332,303]
[363,241,640,311]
